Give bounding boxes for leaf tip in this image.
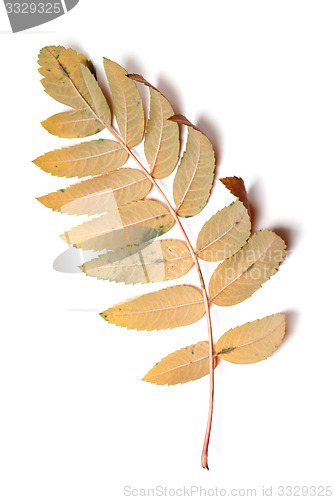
[59,233,71,243]
[103,56,112,67]
[99,311,109,322]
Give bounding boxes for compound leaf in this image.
[209,230,286,306]
[81,239,192,284]
[129,74,180,178]
[100,285,205,331]
[37,168,151,215]
[215,313,286,364]
[60,199,174,251]
[171,115,215,217]
[33,139,128,178]
[103,59,145,147]
[196,200,251,262]
[143,341,217,385]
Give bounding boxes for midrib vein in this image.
[77,211,169,238]
[44,147,123,164]
[151,94,164,170]
[198,210,245,254]
[112,300,204,316]
[94,253,191,270]
[149,353,209,379]
[50,178,146,202]
[218,321,283,354]
[176,133,201,210]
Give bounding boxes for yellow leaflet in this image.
[33,139,128,178]
[129,74,180,177]
[104,59,144,147]
[60,199,174,251]
[101,285,205,331]
[215,313,286,364]
[82,239,192,284]
[209,230,286,306]
[143,341,217,385]
[41,109,102,139]
[172,117,215,217]
[197,200,251,262]
[37,168,151,215]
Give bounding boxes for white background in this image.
[0,1,333,499]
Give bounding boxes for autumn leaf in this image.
[196,200,251,262]
[82,239,192,284]
[37,168,151,215]
[143,341,217,385]
[101,285,205,331]
[215,313,286,364]
[35,47,290,470]
[171,115,215,217]
[104,59,145,147]
[60,199,174,251]
[209,230,286,306]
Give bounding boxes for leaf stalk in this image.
[105,124,215,470]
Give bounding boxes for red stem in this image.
[107,129,215,470]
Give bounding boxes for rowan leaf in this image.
[209,230,286,306]
[171,115,215,217]
[41,109,102,139]
[100,285,205,331]
[33,139,128,178]
[37,168,151,215]
[34,47,292,469]
[103,59,145,147]
[220,176,250,215]
[215,313,286,364]
[129,74,180,178]
[143,341,217,385]
[196,200,251,262]
[81,239,192,284]
[60,199,174,251]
